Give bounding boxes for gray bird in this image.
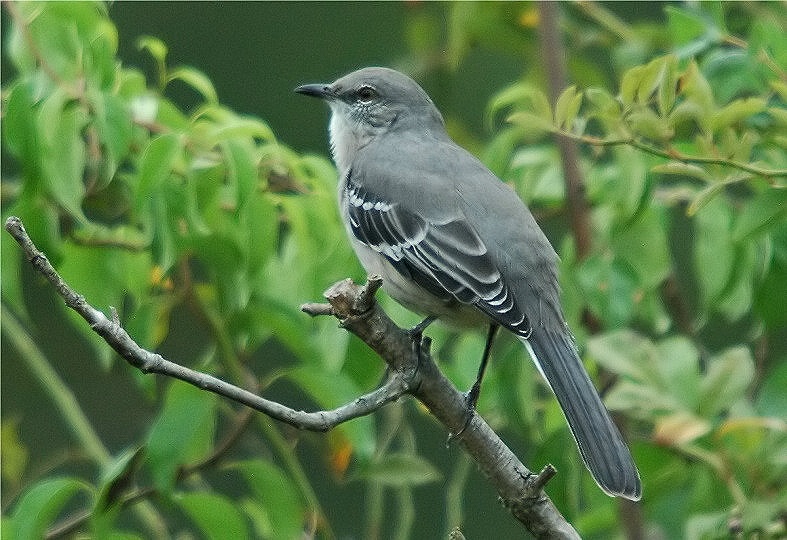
[296,67,642,501]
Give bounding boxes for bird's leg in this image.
[407,315,437,358]
[449,323,500,442]
[466,323,500,409]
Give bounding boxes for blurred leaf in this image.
[91,448,144,536]
[7,477,93,540]
[711,97,767,135]
[290,363,378,459]
[654,337,701,411]
[693,194,734,308]
[733,188,787,241]
[489,83,552,125]
[38,89,88,222]
[554,85,582,130]
[652,162,711,182]
[505,111,553,140]
[612,207,671,289]
[1,419,28,493]
[653,411,711,446]
[658,55,678,116]
[666,6,721,59]
[176,491,249,539]
[58,242,153,367]
[627,108,674,141]
[756,361,787,418]
[134,133,182,214]
[3,80,43,175]
[587,330,655,384]
[168,66,219,104]
[585,86,621,119]
[136,35,167,87]
[699,347,755,418]
[233,460,304,540]
[355,453,442,487]
[92,90,133,181]
[620,64,644,107]
[146,382,217,492]
[635,56,669,105]
[680,61,716,131]
[685,510,728,540]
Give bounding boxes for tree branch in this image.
[538,0,592,259]
[5,215,579,538]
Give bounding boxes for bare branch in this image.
[4,216,407,431]
[5,215,580,538]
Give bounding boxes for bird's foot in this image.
[407,315,437,358]
[446,388,480,444]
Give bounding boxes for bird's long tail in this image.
[521,330,642,500]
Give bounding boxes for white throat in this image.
[328,104,375,174]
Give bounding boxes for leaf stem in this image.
[556,129,787,180]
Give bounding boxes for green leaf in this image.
[612,207,671,289]
[686,181,726,216]
[168,66,219,104]
[177,492,249,539]
[698,347,754,418]
[635,56,669,105]
[3,80,43,172]
[756,361,787,418]
[585,87,621,118]
[91,448,144,536]
[554,85,582,130]
[680,61,715,130]
[657,56,678,116]
[505,111,552,140]
[136,35,168,87]
[693,194,734,306]
[92,91,133,175]
[665,6,710,46]
[134,133,182,214]
[58,242,153,367]
[587,331,673,397]
[651,162,711,182]
[146,382,217,492]
[627,108,674,141]
[233,460,304,540]
[8,477,93,540]
[1,419,29,493]
[685,511,728,540]
[39,89,89,222]
[354,453,442,487]
[488,83,552,125]
[222,139,258,213]
[711,97,767,133]
[620,64,643,107]
[733,188,787,241]
[655,337,702,412]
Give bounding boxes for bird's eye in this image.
[356,85,378,103]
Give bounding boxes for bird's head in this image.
[296,67,445,171]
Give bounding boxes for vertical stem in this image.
[537,1,592,259]
[537,4,645,538]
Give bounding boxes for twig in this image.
[5,215,580,538]
[4,216,409,431]
[538,1,592,259]
[559,130,787,181]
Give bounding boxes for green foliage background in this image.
[2,2,785,539]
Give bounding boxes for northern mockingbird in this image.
[296,67,641,500]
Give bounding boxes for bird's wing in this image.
[344,174,532,337]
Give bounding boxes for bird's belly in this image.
[350,238,486,329]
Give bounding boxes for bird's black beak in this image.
[294,83,332,99]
